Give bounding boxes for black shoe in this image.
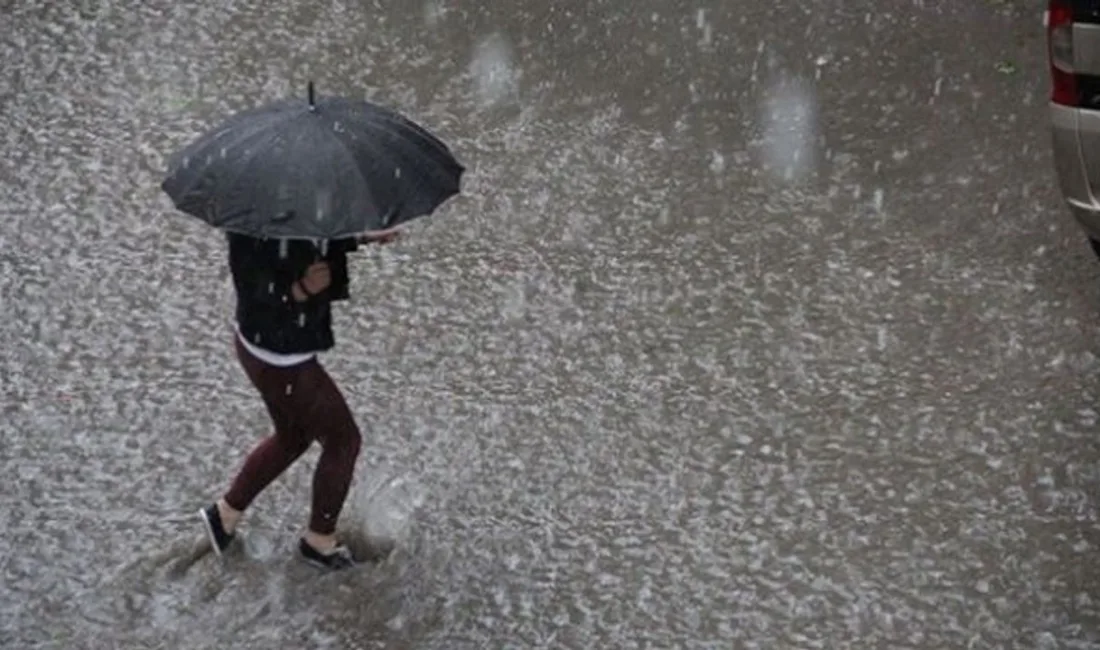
[199,503,235,556]
[298,538,356,571]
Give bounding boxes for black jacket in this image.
[228,232,359,354]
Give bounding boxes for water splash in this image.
[343,473,428,560]
[758,76,818,183]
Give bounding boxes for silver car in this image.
[1050,0,1100,254]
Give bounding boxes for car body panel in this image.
[1052,7,1100,241]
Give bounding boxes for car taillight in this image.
[1048,0,1079,105]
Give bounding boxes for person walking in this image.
[159,84,461,571]
[199,227,400,571]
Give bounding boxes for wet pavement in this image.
[3,0,1100,648]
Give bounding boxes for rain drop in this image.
[299,313,307,328]
[278,239,289,259]
[315,189,332,221]
[394,167,402,179]
[220,147,227,159]
[469,33,518,106]
[286,383,294,396]
[424,0,444,27]
[182,156,190,168]
[710,151,726,174]
[268,282,275,294]
[760,76,818,183]
[697,9,712,46]
[319,239,329,256]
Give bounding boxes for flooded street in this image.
[5,0,1100,647]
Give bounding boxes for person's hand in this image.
[358,227,402,245]
[293,261,331,301]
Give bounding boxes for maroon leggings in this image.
[224,337,362,535]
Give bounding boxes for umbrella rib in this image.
[167,110,298,213]
[332,98,456,158]
[334,112,447,200]
[216,111,320,229]
[323,123,381,235]
[338,109,457,175]
[175,108,291,169]
[319,101,462,192]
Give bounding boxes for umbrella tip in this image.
[308,80,316,111]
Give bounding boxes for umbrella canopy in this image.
[161,82,464,239]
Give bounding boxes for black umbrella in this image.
[161,82,464,239]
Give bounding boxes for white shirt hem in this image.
[234,324,317,367]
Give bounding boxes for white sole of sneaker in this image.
[199,507,225,558]
[298,543,355,571]
[299,556,330,570]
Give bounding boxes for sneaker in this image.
[199,503,235,556]
[298,538,356,571]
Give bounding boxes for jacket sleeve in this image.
[228,233,300,309]
[325,238,358,302]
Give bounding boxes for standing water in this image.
[1,1,1098,649]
